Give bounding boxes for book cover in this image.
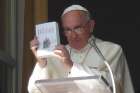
[35,21,60,57]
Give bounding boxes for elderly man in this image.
[28,5,134,93]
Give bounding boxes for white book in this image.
[35,22,60,57]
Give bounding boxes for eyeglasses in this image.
[64,21,89,33]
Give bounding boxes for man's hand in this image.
[53,45,73,70]
[30,36,47,67]
[30,36,39,58]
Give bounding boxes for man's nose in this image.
[70,31,77,38]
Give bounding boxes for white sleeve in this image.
[28,57,68,93]
[27,63,49,93]
[123,57,135,93]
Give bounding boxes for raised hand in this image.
[53,45,73,70]
[30,36,47,67]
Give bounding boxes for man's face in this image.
[62,11,94,50]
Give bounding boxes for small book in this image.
[35,21,60,57]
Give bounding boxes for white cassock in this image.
[28,36,134,93]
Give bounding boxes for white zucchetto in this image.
[62,5,89,16]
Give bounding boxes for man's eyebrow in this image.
[63,24,82,29]
[74,25,82,28]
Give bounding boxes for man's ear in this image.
[89,20,95,33]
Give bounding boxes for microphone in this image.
[89,37,116,93]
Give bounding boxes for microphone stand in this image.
[89,37,116,93]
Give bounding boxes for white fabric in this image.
[62,5,89,16]
[28,36,134,93]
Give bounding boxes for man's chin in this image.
[69,44,83,50]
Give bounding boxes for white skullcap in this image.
[62,5,89,16]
